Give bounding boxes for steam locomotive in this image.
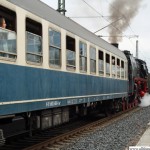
[0,0,148,144]
[124,50,148,102]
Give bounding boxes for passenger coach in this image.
[0,0,128,140]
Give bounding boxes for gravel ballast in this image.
[60,106,150,150]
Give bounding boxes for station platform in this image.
[136,123,150,146]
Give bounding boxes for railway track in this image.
[0,114,104,150]
[20,107,140,150]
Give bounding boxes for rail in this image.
[23,107,140,150]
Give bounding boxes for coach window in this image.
[98,50,104,75]
[106,54,110,76]
[0,5,17,60]
[125,62,127,79]
[66,35,76,70]
[117,58,120,78]
[79,41,87,72]
[49,29,61,67]
[121,60,124,78]
[90,46,96,74]
[112,56,116,77]
[26,18,42,64]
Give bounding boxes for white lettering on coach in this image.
[46,101,61,107]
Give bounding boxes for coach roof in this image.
[7,0,126,59]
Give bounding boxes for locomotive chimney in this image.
[111,43,118,48]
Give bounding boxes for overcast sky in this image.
[41,0,150,71]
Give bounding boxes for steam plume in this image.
[108,0,142,43]
[139,93,150,107]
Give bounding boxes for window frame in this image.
[98,50,104,75]
[49,28,61,68]
[111,55,116,77]
[0,5,17,61]
[90,46,96,74]
[117,58,120,78]
[66,35,76,70]
[106,53,110,76]
[79,41,87,73]
[25,18,42,65]
[121,60,125,78]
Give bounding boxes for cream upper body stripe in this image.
[0,92,127,105]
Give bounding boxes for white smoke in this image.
[108,0,143,43]
[139,93,150,107]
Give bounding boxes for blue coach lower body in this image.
[0,63,128,116]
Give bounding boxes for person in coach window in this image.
[0,17,8,56]
[0,17,7,28]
